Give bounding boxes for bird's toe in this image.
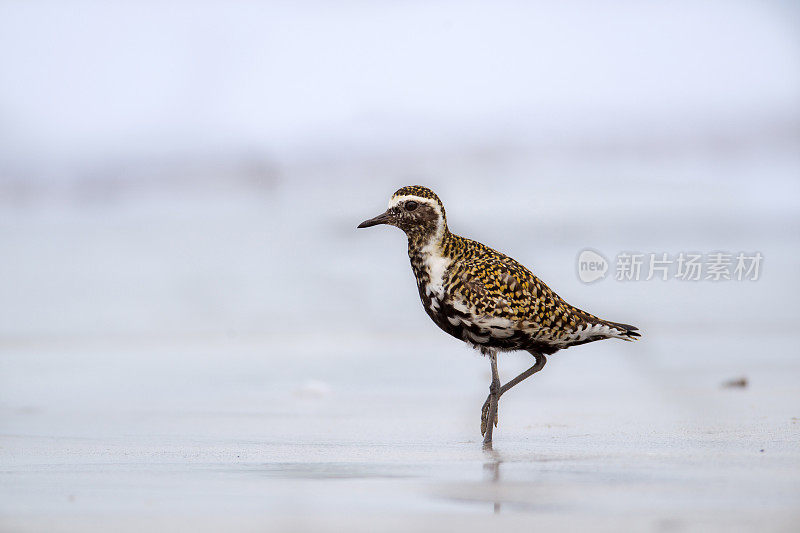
[480,395,499,436]
[480,399,490,436]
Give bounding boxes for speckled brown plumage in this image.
[358,185,640,445]
[390,186,639,356]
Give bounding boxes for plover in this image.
[358,186,640,446]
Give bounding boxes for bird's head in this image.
[358,186,447,240]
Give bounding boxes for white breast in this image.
[420,243,451,300]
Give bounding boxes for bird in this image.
[357,185,640,447]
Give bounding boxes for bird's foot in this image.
[480,394,499,436]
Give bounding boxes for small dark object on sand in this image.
[358,186,640,447]
[722,377,748,388]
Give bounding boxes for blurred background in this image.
[1,1,799,531]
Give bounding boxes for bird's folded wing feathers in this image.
[450,256,640,345]
[452,258,566,322]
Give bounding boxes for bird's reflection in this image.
[482,447,503,514]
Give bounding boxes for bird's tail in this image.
[569,307,641,343]
[602,320,641,341]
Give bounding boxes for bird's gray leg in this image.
[499,353,547,396]
[481,353,547,438]
[482,351,501,447]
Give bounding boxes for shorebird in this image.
[358,186,640,446]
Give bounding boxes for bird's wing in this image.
[450,257,568,323]
[450,256,627,344]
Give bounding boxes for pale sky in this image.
[0,0,798,167]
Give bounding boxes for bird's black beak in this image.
[357,210,392,229]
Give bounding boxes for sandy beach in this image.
[1,1,798,529]
[2,168,798,531]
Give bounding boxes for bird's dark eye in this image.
[405,201,418,211]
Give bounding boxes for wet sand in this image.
[1,156,799,531]
[1,328,798,532]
